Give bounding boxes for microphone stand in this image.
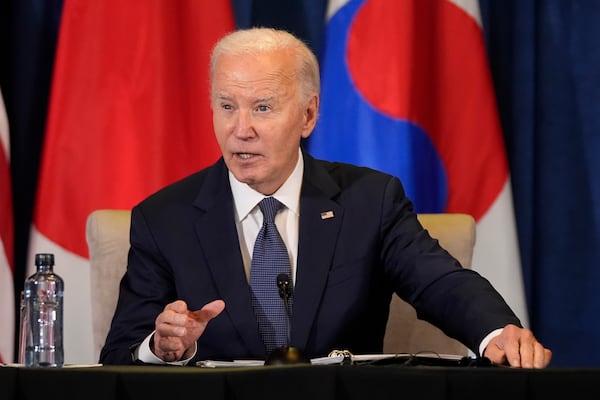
[264,274,310,365]
[282,282,292,347]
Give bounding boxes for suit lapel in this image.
[192,160,264,355]
[292,153,343,350]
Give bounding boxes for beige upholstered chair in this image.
[383,213,476,356]
[86,209,131,362]
[86,209,475,361]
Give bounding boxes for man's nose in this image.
[233,110,256,138]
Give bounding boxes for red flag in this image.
[29,0,234,363]
[0,87,15,364]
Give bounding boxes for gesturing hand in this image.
[152,299,225,362]
[484,324,552,368]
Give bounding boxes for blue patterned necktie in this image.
[250,197,292,354]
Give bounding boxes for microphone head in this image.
[276,273,290,287]
[276,273,292,298]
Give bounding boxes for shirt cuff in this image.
[134,331,197,366]
[479,328,504,357]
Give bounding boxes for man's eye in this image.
[222,104,233,110]
[256,105,270,112]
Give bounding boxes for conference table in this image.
[2,362,600,400]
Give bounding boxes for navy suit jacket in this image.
[99,151,520,365]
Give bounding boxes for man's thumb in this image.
[188,300,225,323]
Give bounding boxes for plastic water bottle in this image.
[24,253,64,367]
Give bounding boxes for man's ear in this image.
[301,94,319,139]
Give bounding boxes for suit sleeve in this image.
[378,176,521,354]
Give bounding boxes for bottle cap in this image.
[35,253,55,266]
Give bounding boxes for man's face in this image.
[211,49,318,195]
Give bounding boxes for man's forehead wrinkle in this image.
[215,74,296,100]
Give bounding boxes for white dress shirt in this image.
[229,149,303,283]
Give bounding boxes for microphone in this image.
[277,273,293,345]
[264,274,309,365]
[277,273,293,298]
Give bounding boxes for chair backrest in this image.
[86,209,475,361]
[86,209,132,361]
[383,213,476,356]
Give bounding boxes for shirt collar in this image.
[229,148,304,222]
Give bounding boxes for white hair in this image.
[210,27,320,99]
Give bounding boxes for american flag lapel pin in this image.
[320,210,335,220]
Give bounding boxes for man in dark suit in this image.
[99,27,552,368]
